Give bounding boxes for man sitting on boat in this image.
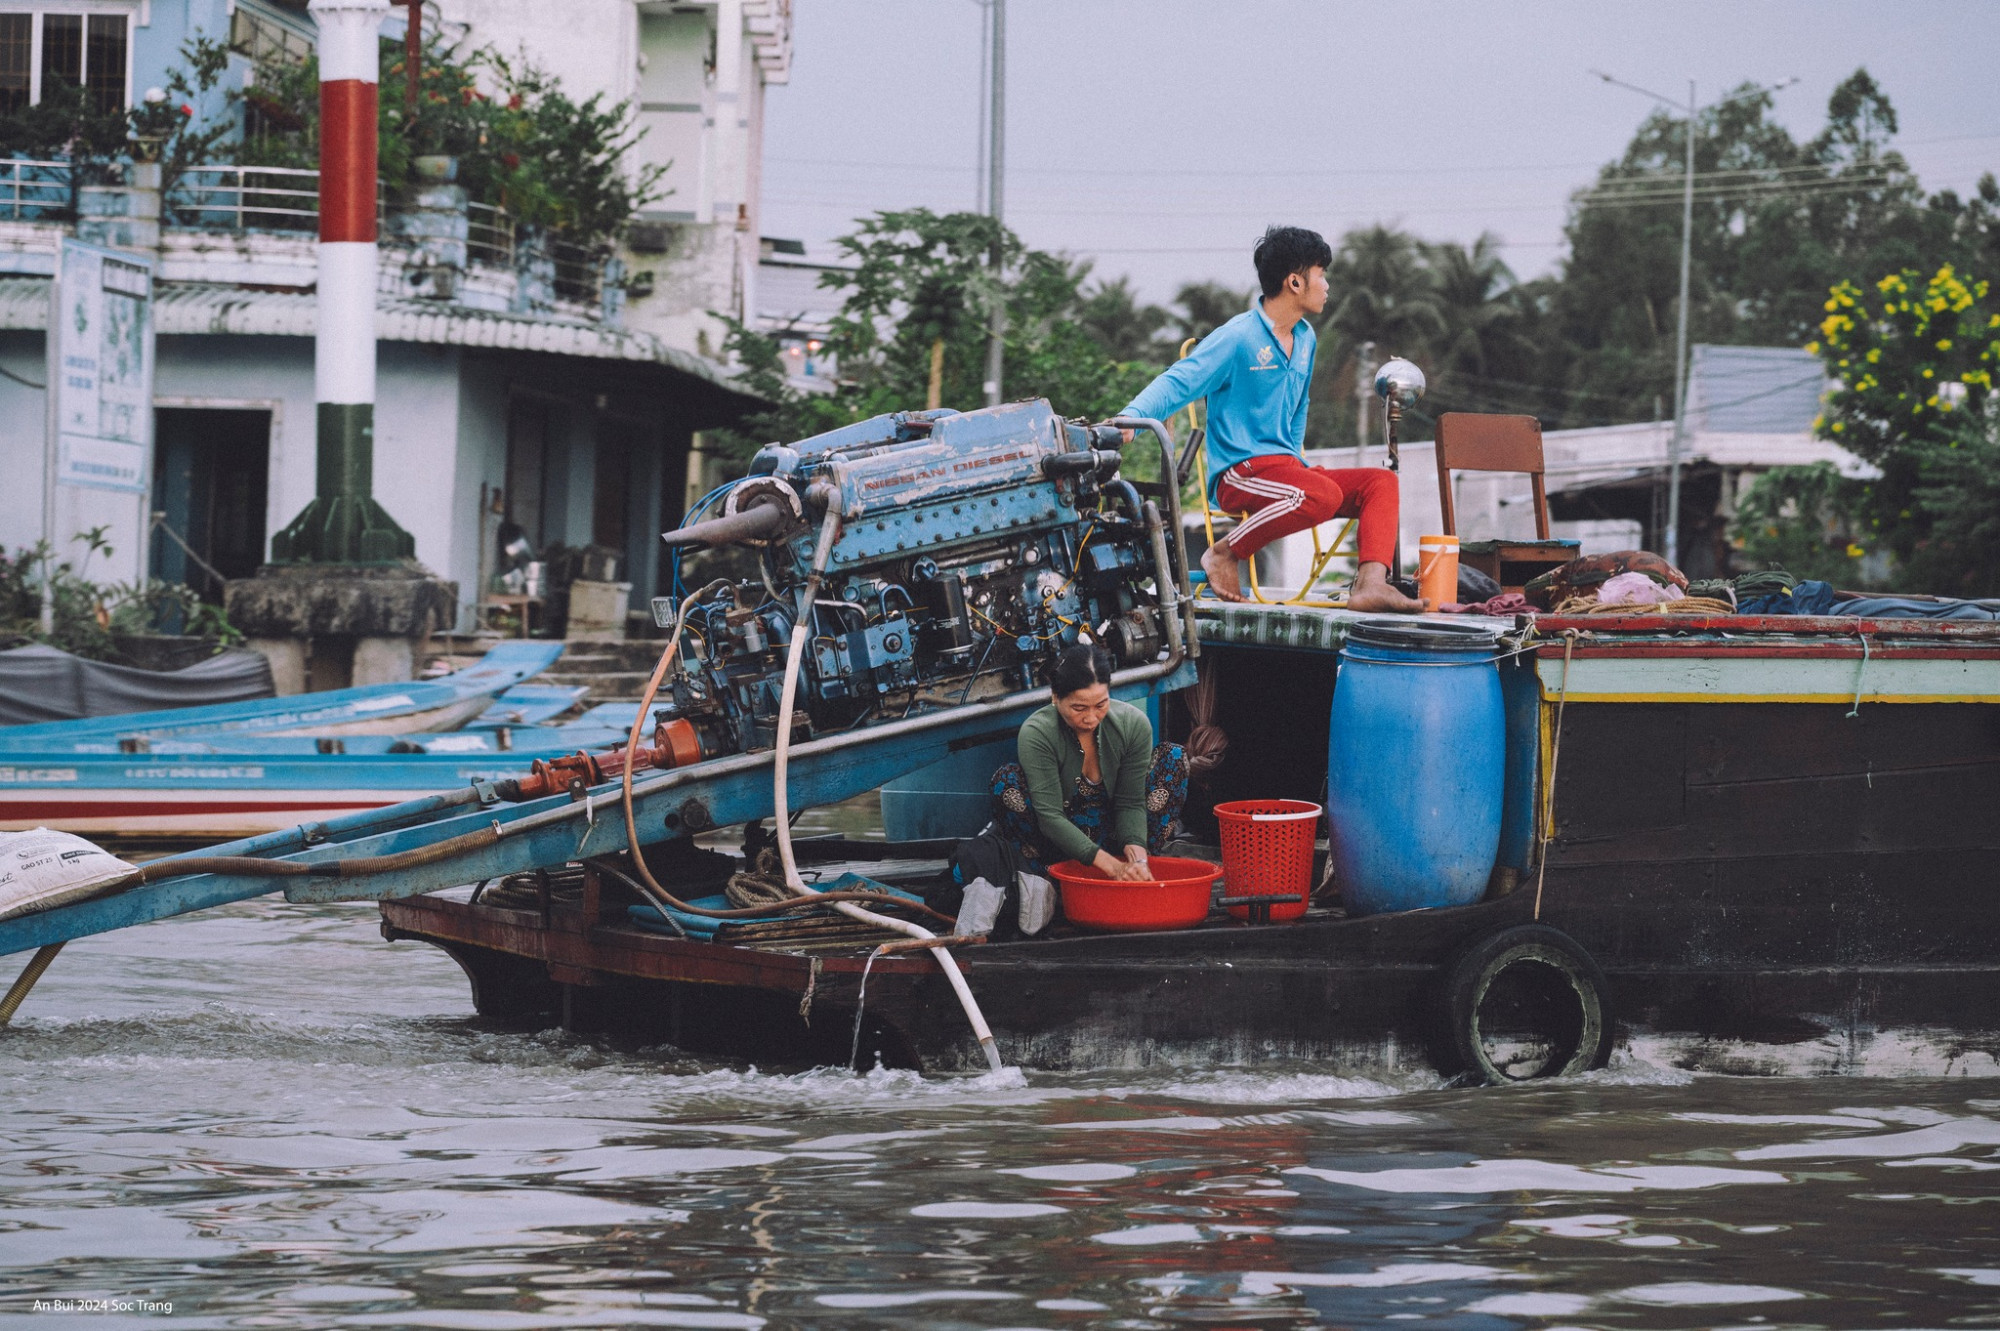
[1120,225,1426,612]
[990,644,1188,882]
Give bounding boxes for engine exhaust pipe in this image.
[658,498,794,548]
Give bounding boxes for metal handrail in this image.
[466,201,514,268]
[0,158,73,222]
[168,163,319,231]
[549,233,605,308]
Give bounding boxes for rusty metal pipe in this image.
[1107,415,1194,655]
[658,498,792,548]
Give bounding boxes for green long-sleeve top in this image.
[1016,699,1154,865]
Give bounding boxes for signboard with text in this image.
[51,240,155,493]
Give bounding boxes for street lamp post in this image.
[982,0,1005,407]
[1590,71,1795,568]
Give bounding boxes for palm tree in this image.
[1427,233,1526,379]
[1323,224,1447,364]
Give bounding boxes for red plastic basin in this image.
[1048,856,1223,932]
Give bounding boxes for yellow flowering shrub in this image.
[1811,265,1998,463]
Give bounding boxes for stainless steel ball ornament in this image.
[1372,357,1425,476]
[1373,358,1426,406]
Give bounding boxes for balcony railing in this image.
[0,157,619,318]
[0,158,72,222]
[168,164,319,232]
[466,200,514,268]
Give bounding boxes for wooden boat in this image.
[373,603,2000,1081]
[8,401,1998,1082]
[0,642,589,838]
[0,641,564,748]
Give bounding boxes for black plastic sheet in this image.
[0,643,274,725]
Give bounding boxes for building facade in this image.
[0,0,787,637]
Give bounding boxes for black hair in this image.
[1253,225,1333,299]
[1047,642,1115,697]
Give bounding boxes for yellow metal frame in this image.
[1177,338,1355,608]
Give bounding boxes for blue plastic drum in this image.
[1328,618,1507,917]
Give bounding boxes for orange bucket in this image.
[1213,799,1320,922]
[1418,534,1459,607]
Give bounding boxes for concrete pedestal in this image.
[227,565,459,692]
[246,638,308,696]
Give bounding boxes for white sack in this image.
[0,828,137,922]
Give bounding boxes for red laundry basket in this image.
[1214,799,1320,922]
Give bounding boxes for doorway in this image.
[150,408,272,600]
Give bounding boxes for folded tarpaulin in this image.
[1833,596,2000,621]
[1738,580,1840,616]
[626,876,926,942]
[0,643,275,725]
[1736,579,2000,621]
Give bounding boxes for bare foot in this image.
[1201,542,1246,602]
[1345,562,1429,614]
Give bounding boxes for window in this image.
[0,14,28,113]
[228,5,312,69]
[0,9,129,112]
[84,13,123,112]
[39,13,80,93]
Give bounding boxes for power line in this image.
[765,172,1911,219]
[762,130,2000,181]
[1575,173,1906,210]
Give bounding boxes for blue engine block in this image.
[655,400,1170,758]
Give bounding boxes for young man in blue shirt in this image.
[1122,226,1424,611]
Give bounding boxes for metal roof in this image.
[0,278,754,396]
[1685,343,1828,434]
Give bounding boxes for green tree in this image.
[1168,281,1251,344]
[1729,461,1868,584]
[1796,262,2000,589]
[1075,273,1172,363]
[1551,69,1990,431]
[1309,224,1446,450]
[707,210,1159,472]
[1905,408,2000,596]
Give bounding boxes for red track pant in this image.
[1216,455,1400,567]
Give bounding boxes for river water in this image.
[5,809,2000,1328]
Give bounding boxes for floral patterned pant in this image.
[990,742,1189,875]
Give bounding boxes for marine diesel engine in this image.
[646,400,1185,765]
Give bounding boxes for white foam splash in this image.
[1000,1163,1136,1182]
[815,1290,1019,1308]
[908,1202,1065,1219]
[1287,1160,1788,1195]
[1612,1282,1805,1306]
[1050,1115,1224,1132]
[1239,1263,1521,1294]
[1094,1223,1207,1246]
[1463,1293,1595,1315]
[1735,1116,2000,1160]
[1509,1213,1629,1239]
[1677,1112,1886,1128]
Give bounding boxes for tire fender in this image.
[1439,923,1614,1084]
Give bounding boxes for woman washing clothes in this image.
[992,643,1188,881]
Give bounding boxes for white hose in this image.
[772,503,1006,1075]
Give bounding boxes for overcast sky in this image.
[760,0,2000,303]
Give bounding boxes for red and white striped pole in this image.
[272,0,413,563]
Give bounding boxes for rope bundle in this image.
[1550,594,1737,617]
[725,847,796,909]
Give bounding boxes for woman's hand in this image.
[1094,848,1151,882]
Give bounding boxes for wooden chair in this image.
[1433,412,1579,593]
